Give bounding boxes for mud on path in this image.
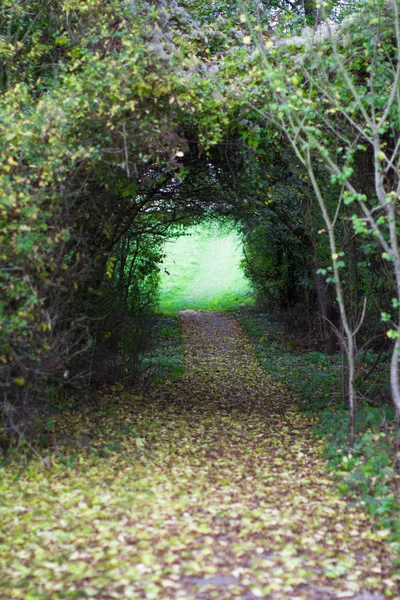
[0,311,399,599]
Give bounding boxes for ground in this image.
[0,311,398,599]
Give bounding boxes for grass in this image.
[158,221,254,313]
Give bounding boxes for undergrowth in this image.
[141,316,185,382]
[239,311,400,551]
[0,316,184,467]
[1,310,398,598]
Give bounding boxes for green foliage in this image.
[321,409,400,540]
[241,221,311,309]
[240,313,342,409]
[86,230,166,384]
[1,0,399,468]
[1,4,400,591]
[240,312,400,544]
[0,0,214,436]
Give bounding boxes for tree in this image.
[228,0,400,440]
[0,0,210,440]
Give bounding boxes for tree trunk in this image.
[312,261,337,354]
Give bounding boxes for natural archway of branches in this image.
[1,0,399,465]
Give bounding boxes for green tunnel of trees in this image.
[1,0,400,447]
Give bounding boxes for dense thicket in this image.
[0,0,201,441]
[1,0,399,446]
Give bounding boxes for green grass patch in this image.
[240,311,400,548]
[158,222,254,313]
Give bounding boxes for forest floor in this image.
[1,311,399,599]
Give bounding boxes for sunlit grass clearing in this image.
[158,222,254,313]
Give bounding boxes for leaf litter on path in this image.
[0,311,399,599]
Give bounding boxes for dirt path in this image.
[0,311,398,599]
